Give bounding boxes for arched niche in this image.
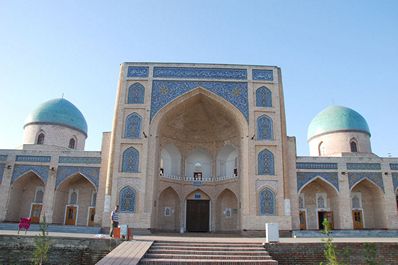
[185,148,212,179]
[157,187,180,231]
[215,189,238,231]
[160,144,181,177]
[216,145,238,177]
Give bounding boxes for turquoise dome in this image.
[308,106,370,140]
[25,98,88,136]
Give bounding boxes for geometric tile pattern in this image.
[153,67,247,80]
[0,155,7,161]
[15,155,51,163]
[127,66,149,78]
[12,165,49,184]
[296,172,339,192]
[56,166,100,190]
[259,188,275,215]
[257,115,273,140]
[348,172,384,192]
[150,80,248,121]
[255,86,272,107]
[58,156,101,164]
[296,162,338,170]
[252,69,273,81]
[127,83,145,104]
[119,186,136,212]
[122,147,139,173]
[346,163,381,170]
[390,163,398,170]
[258,149,275,175]
[124,113,142,139]
[392,173,398,192]
[0,163,4,183]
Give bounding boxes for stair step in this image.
[147,249,269,255]
[154,242,261,246]
[145,254,273,260]
[150,246,265,251]
[139,258,278,264]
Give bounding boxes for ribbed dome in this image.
[24,98,88,136]
[307,106,370,140]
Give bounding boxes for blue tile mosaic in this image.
[297,172,339,192]
[119,186,136,212]
[257,115,273,140]
[258,149,275,175]
[348,172,384,192]
[392,173,398,192]
[346,163,381,170]
[124,113,142,139]
[0,155,7,161]
[153,67,247,80]
[0,163,4,183]
[255,86,272,107]
[56,166,100,190]
[390,163,398,170]
[127,83,145,104]
[59,156,101,164]
[296,162,338,170]
[122,147,139,173]
[15,155,51,163]
[12,165,49,183]
[127,66,149,78]
[151,80,248,121]
[252,69,273,81]
[259,188,275,215]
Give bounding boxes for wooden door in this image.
[30,204,42,224]
[65,206,77,225]
[88,208,96,226]
[318,211,334,230]
[352,210,364,229]
[299,210,306,230]
[186,200,209,232]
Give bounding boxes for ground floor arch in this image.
[215,189,238,231]
[157,187,181,231]
[185,189,211,232]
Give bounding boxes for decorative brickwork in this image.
[252,69,273,81]
[127,66,149,78]
[56,166,100,190]
[256,114,273,140]
[259,188,275,215]
[296,162,338,170]
[59,156,101,164]
[12,165,49,183]
[127,83,145,104]
[124,113,142,139]
[348,172,384,192]
[0,155,7,161]
[119,186,136,212]
[255,86,272,107]
[153,67,247,80]
[15,155,51,163]
[258,149,275,175]
[347,163,381,170]
[390,163,398,170]
[297,172,339,192]
[122,147,139,173]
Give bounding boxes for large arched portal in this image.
[6,172,45,223]
[152,89,246,232]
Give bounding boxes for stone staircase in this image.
[139,241,278,264]
[0,222,101,234]
[292,229,398,238]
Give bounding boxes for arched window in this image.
[35,188,44,203]
[69,190,78,205]
[318,141,325,156]
[127,83,145,104]
[124,113,142,138]
[122,147,139,172]
[350,140,358,152]
[257,115,273,140]
[37,133,45,145]
[259,188,275,215]
[69,138,76,149]
[258,149,275,175]
[119,186,136,212]
[256,86,272,107]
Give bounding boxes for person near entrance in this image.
[109,205,119,237]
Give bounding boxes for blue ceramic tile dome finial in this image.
[307,106,370,141]
[24,98,88,136]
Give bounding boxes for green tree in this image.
[320,218,339,265]
[32,216,50,265]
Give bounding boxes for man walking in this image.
[109,205,119,237]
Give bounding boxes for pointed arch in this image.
[127,82,145,104]
[258,149,274,175]
[350,177,384,193]
[56,172,98,192]
[298,176,339,194]
[124,112,142,139]
[256,114,273,140]
[157,186,181,231]
[122,147,139,173]
[259,187,276,215]
[256,86,272,107]
[37,132,45,145]
[216,188,239,231]
[68,137,77,149]
[119,186,137,212]
[350,138,358,152]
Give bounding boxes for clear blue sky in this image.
[1,0,397,156]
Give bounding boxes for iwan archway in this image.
[149,88,248,232]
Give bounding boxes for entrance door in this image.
[186,200,209,232]
[30,204,42,224]
[299,210,306,230]
[88,207,96,226]
[352,210,364,229]
[65,206,77,225]
[318,211,334,230]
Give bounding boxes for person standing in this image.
[109,205,119,237]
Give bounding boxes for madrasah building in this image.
[0,63,397,233]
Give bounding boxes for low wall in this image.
[264,242,398,265]
[0,235,121,265]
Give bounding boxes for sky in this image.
[0,0,397,156]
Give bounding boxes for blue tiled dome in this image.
[308,106,370,140]
[25,98,88,136]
